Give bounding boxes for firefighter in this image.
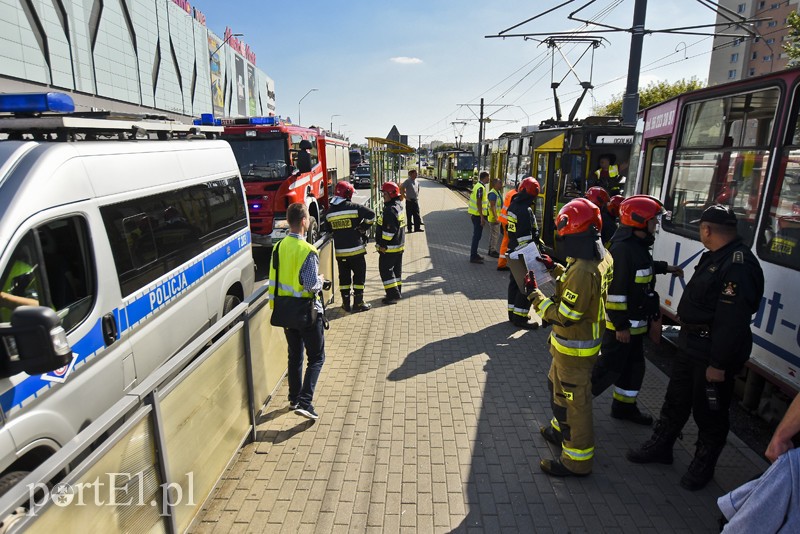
[506,177,541,329]
[524,198,614,477]
[591,196,683,425]
[321,180,376,312]
[585,186,616,246]
[627,205,764,491]
[376,181,406,304]
[588,154,624,195]
[496,185,518,271]
[607,195,625,220]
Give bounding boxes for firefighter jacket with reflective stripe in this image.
[531,254,614,357]
[506,191,538,251]
[468,181,489,216]
[376,199,405,253]
[487,188,502,223]
[268,236,318,304]
[321,199,376,258]
[498,189,516,225]
[676,237,764,370]
[605,227,668,335]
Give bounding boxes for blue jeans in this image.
[470,215,483,259]
[285,315,326,408]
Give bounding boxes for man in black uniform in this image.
[506,177,541,329]
[592,196,683,425]
[627,205,764,491]
[321,180,375,312]
[376,181,406,305]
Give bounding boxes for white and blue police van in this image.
[0,93,254,493]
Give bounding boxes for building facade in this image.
[708,0,799,86]
[0,0,275,120]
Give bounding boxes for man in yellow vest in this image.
[468,171,490,264]
[496,186,517,271]
[486,178,503,258]
[268,203,327,420]
[525,198,614,477]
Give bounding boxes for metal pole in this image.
[477,98,485,171]
[418,135,422,174]
[298,88,318,126]
[621,0,647,125]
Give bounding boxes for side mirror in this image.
[0,306,73,378]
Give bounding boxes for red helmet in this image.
[585,186,610,207]
[381,181,401,199]
[556,198,602,237]
[334,180,355,200]
[607,195,625,218]
[618,195,664,229]
[519,177,540,197]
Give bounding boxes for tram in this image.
[628,67,800,397]
[434,149,476,188]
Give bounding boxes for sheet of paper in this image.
[508,242,552,285]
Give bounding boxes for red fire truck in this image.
[217,116,350,246]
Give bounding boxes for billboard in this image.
[208,34,224,116]
[235,55,246,116]
[247,64,257,115]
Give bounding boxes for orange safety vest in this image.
[498,189,517,225]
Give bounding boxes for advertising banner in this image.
[235,55,246,116]
[208,34,224,116]
[247,64,257,115]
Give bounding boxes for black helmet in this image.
[299,139,313,150]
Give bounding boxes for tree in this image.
[593,77,706,116]
[784,11,800,67]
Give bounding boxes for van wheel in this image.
[223,294,241,317]
[306,218,319,244]
[0,471,30,497]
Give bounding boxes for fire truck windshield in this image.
[227,138,288,181]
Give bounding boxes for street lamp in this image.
[514,106,530,130]
[298,88,318,126]
[330,114,341,132]
[210,33,243,58]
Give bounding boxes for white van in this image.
[0,94,254,492]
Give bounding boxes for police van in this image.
[0,93,254,492]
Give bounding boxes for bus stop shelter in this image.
[366,136,415,210]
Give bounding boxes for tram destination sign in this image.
[594,135,634,144]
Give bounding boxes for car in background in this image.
[353,164,371,189]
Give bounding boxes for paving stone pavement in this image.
[190,178,768,533]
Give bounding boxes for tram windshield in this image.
[456,153,475,171]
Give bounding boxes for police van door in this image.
[0,207,134,460]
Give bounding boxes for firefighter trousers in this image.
[547,350,596,474]
[591,331,645,404]
[337,254,367,297]
[378,252,403,299]
[498,224,510,268]
[507,273,531,319]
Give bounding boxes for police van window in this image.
[664,87,779,245]
[101,177,247,297]
[0,217,95,333]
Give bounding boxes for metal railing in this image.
[0,235,336,533]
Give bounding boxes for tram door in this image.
[641,139,669,200]
[533,150,562,251]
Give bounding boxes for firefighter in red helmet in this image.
[321,180,376,312]
[506,177,542,329]
[607,195,625,219]
[585,186,617,246]
[376,181,406,304]
[524,197,614,477]
[592,196,683,423]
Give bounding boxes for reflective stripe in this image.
[352,284,365,290]
[385,244,404,252]
[606,294,627,311]
[538,299,554,315]
[562,445,594,461]
[605,319,647,334]
[327,210,360,221]
[558,302,583,321]
[383,278,401,289]
[288,176,311,190]
[550,333,601,357]
[634,267,654,284]
[382,231,395,239]
[468,182,488,216]
[512,307,529,318]
[276,282,309,298]
[516,234,532,245]
[335,245,366,258]
[550,418,561,432]
[607,295,627,302]
[613,386,639,403]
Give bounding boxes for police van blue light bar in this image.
[0,92,75,114]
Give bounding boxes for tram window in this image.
[758,149,800,269]
[645,145,668,199]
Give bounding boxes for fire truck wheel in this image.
[306,217,319,244]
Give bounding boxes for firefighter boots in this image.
[341,295,351,312]
[540,458,590,477]
[540,425,563,447]
[611,399,654,426]
[352,294,371,312]
[626,419,678,465]
[680,441,723,491]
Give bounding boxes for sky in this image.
[191,0,723,145]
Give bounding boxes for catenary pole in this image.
[621,0,647,125]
